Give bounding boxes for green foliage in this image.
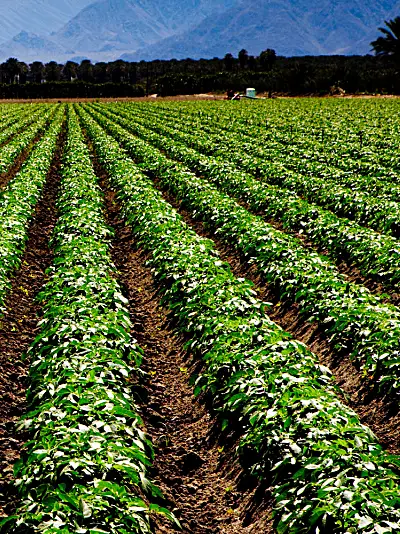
[0,105,63,315]
[371,17,400,63]
[1,107,175,534]
[78,103,400,533]
[83,102,400,395]
[0,105,54,174]
[102,102,400,249]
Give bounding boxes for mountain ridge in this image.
[0,0,94,44]
[0,0,399,63]
[123,0,400,61]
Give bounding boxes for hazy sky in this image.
[0,0,94,42]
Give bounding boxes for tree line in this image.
[0,19,399,99]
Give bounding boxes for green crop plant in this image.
[0,106,64,316]
[1,106,176,534]
[90,103,400,292]
[79,104,400,395]
[78,104,400,533]
[0,105,55,176]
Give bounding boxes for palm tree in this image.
[371,17,400,63]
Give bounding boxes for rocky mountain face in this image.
[0,32,65,64]
[54,0,236,55]
[123,0,400,60]
[0,0,399,63]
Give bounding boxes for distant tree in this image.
[30,61,45,83]
[1,58,23,84]
[93,62,109,83]
[259,48,277,71]
[62,61,78,81]
[45,61,62,82]
[371,17,400,63]
[238,48,249,69]
[78,59,94,82]
[18,61,28,84]
[109,60,127,83]
[224,53,235,72]
[248,55,257,71]
[127,62,137,84]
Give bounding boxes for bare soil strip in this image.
[129,134,398,305]
[151,181,400,457]
[0,131,47,192]
[92,154,275,534]
[0,132,63,518]
[265,215,398,305]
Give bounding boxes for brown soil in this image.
[91,152,275,534]
[0,130,46,192]
[0,129,63,518]
[154,185,400,456]
[266,216,399,306]
[84,108,400,453]
[105,109,398,305]
[1,94,399,105]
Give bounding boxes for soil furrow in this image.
[150,179,400,457]
[98,110,397,304]
[0,129,64,518]
[91,150,275,534]
[145,131,400,304]
[0,130,47,192]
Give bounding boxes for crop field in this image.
[0,99,400,534]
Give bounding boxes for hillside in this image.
[123,0,400,60]
[1,0,400,62]
[0,0,93,43]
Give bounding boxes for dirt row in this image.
[0,129,47,192]
[109,110,399,305]
[88,115,400,452]
[1,120,399,531]
[0,131,63,517]
[150,181,400,456]
[93,149,275,533]
[0,128,275,531]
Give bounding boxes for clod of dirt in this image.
[180,452,205,474]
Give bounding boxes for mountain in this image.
[122,0,400,60]
[0,32,65,63]
[0,0,94,43]
[53,0,237,55]
[1,0,400,63]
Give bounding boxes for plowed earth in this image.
[152,181,400,457]
[0,132,63,518]
[0,130,45,192]
[93,153,275,534]
[2,116,400,532]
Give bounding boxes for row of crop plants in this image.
[130,101,400,203]
[0,105,64,315]
[103,102,400,237]
[89,103,400,294]
[141,99,400,184]
[78,104,400,397]
[76,104,400,533]
[210,99,400,179]
[0,105,43,143]
[0,105,55,176]
[1,107,175,534]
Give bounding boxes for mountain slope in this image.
[0,0,93,43]
[53,0,236,54]
[1,0,400,63]
[122,0,400,60]
[0,32,65,63]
